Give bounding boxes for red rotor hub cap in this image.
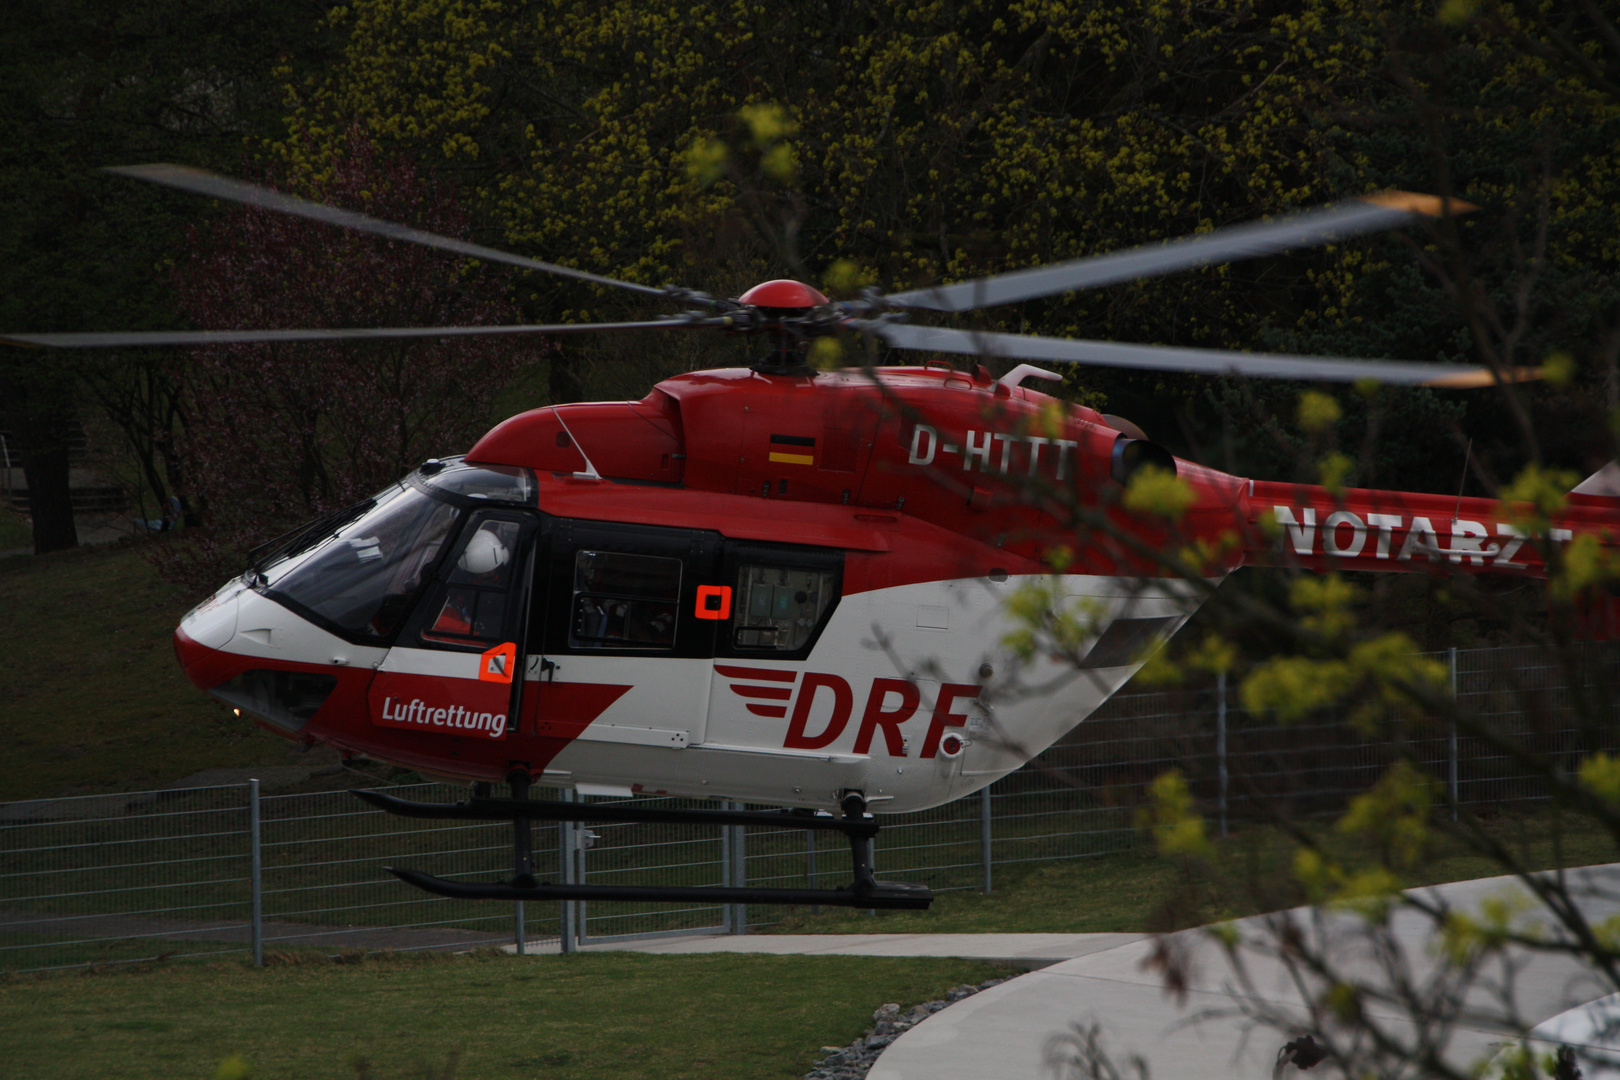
[737,279,829,309]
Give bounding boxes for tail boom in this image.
[1240,480,1617,578]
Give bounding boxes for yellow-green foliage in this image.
[1137,631,1238,686]
[1122,464,1196,520]
[1551,532,1620,602]
[1292,846,1401,918]
[1337,760,1432,868]
[1240,574,1447,728]
[1578,751,1620,804]
[1001,579,1109,660]
[1297,391,1343,435]
[1290,573,1361,638]
[1498,464,1578,531]
[272,0,1620,344]
[1541,351,1576,387]
[1241,631,1446,729]
[1436,888,1536,965]
[1138,769,1213,859]
[1317,451,1354,496]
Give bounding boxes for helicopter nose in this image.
[174,622,250,696]
[173,584,243,689]
[173,624,215,685]
[179,583,242,651]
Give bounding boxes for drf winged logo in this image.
[718,666,982,758]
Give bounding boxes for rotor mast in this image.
[735,279,831,375]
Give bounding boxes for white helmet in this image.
[458,527,510,575]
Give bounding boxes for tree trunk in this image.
[0,370,80,555]
[23,442,76,553]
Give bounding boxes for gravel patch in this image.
[804,977,1014,1080]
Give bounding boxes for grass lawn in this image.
[0,951,1003,1080]
[763,806,1620,935]
[0,541,294,801]
[0,504,30,550]
[0,811,1611,1080]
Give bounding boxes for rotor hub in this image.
[737,279,829,310]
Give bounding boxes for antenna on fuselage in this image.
[552,407,601,480]
[1452,438,1473,527]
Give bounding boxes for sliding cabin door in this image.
[523,520,721,778]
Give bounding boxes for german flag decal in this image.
[768,433,815,466]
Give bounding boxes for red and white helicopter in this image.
[10,168,1617,910]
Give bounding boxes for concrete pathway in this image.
[871,866,1620,1080]
[526,932,1145,969]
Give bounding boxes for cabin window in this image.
[570,551,682,649]
[732,565,834,651]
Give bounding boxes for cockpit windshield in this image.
[263,484,458,643]
[252,458,536,645]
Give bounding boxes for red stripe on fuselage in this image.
[529,682,633,740]
[729,684,794,700]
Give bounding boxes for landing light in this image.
[233,708,241,716]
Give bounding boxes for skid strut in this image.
[354,784,932,911]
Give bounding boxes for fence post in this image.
[1449,647,1460,821]
[719,808,733,934]
[1216,672,1228,839]
[249,779,263,968]
[732,807,748,935]
[980,785,993,894]
[559,790,577,953]
[866,836,877,918]
[806,830,819,915]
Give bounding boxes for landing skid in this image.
[355,783,934,912]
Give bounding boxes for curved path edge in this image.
[872,865,1620,1080]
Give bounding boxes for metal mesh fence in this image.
[570,798,729,942]
[256,784,559,954]
[0,786,252,972]
[2,642,1615,967]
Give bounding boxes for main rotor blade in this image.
[105,163,674,302]
[855,321,1538,388]
[1,319,702,349]
[880,193,1475,314]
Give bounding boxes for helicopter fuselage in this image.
[173,363,1617,813]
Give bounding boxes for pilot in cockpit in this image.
[425,523,514,641]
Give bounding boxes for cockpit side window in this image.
[420,519,522,647]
